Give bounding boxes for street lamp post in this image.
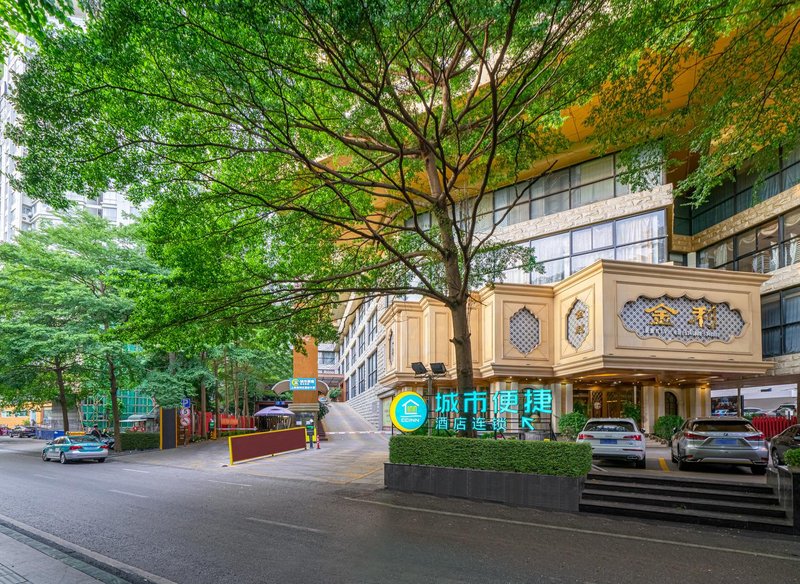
[412,362,447,435]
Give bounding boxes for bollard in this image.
[316,434,321,449]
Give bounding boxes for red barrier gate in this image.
[751,416,798,439]
[228,427,307,464]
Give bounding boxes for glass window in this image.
[572,223,613,254]
[784,289,800,325]
[699,240,733,269]
[762,294,781,328]
[531,232,570,261]
[572,248,614,272]
[736,228,757,257]
[531,258,570,284]
[616,240,664,264]
[571,157,614,186]
[571,178,615,208]
[615,211,664,245]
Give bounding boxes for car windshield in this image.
[583,421,636,432]
[690,421,755,433]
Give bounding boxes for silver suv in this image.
[671,417,768,475]
[577,418,646,468]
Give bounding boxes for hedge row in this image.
[389,435,592,477]
[119,432,160,451]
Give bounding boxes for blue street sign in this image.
[181,397,191,408]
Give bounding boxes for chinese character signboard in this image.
[619,295,744,344]
[567,299,590,349]
[290,378,317,391]
[432,388,553,433]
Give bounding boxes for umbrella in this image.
[254,406,296,417]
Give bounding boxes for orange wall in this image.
[292,338,319,404]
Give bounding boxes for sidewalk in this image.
[0,527,110,584]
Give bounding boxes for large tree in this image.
[0,213,157,442]
[11,1,800,401]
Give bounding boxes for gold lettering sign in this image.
[689,305,717,330]
[644,303,678,326]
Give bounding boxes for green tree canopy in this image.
[10,0,800,398]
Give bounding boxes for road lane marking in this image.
[109,489,149,499]
[659,458,670,472]
[121,468,150,474]
[246,517,324,534]
[33,474,57,480]
[208,479,252,487]
[343,498,800,562]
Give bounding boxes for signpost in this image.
[389,391,428,433]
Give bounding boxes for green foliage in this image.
[389,435,592,477]
[409,426,456,437]
[119,432,159,451]
[785,449,800,467]
[558,412,588,440]
[622,401,642,424]
[654,415,684,441]
[328,387,341,400]
[0,0,74,63]
[318,400,330,420]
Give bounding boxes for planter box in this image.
[767,465,800,533]
[385,463,584,512]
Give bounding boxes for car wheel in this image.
[59,452,67,464]
[97,458,106,463]
[41,451,48,461]
[772,448,781,466]
[671,451,677,463]
[752,465,767,476]
[678,453,691,471]
[635,458,646,469]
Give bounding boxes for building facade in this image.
[327,145,800,432]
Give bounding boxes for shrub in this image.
[654,415,684,441]
[119,432,160,451]
[558,412,588,440]
[786,449,800,467]
[389,435,592,477]
[622,401,641,424]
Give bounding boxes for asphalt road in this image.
[1,433,799,584]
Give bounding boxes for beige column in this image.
[561,382,573,415]
[640,385,653,433]
[550,382,562,420]
[655,385,666,419]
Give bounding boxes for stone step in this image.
[583,478,780,504]
[579,500,794,534]
[586,471,774,494]
[581,488,786,517]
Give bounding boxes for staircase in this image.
[580,471,793,533]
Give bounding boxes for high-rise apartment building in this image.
[0,28,145,243]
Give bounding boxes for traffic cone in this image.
[316,434,321,449]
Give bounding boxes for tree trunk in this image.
[107,356,121,452]
[233,361,240,418]
[223,352,231,413]
[200,351,207,439]
[54,358,70,432]
[243,377,249,418]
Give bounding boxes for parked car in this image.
[9,425,36,438]
[577,418,646,468]
[742,407,765,417]
[41,435,109,464]
[767,404,797,418]
[670,417,768,475]
[769,424,800,466]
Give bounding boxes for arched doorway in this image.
[665,391,679,417]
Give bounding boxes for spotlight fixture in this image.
[411,362,428,375]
